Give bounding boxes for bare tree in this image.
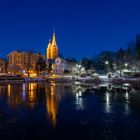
[36,53,46,76]
[24,51,33,77]
[8,64,22,75]
[5,60,8,74]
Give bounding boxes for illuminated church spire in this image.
[47,39,52,59]
[51,31,57,47]
[46,30,58,60]
[48,39,51,47]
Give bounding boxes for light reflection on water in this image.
[0,83,140,139]
[105,91,111,113]
[75,91,84,110]
[125,91,129,101]
[22,83,26,101]
[45,83,58,127]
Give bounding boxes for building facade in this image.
[46,32,58,61]
[0,59,6,73]
[52,58,66,74]
[8,51,45,75]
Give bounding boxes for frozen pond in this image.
[0,82,140,140]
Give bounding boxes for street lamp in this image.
[76,64,81,68]
[124,63,128,67]
[76,64,81,77]
[105,61,109,65]
[105,61,109,74]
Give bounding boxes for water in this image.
[0,82,140,140]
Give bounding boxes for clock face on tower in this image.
[55,58,61,64]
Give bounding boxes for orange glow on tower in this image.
[46,32,58,60]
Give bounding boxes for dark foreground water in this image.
[0,82,140,140]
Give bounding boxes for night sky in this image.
[0,0,140,60]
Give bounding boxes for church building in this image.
[46,32,58,62]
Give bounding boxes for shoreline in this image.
[0,76,140,85]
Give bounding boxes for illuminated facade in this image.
[8,51,45,74]
[0,59,6,73]
[52,58,66,74]
[46,32,58,61]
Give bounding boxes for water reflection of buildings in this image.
[72,84,87,110]
[7,84,23,108]
[0,83,38,109]
[27,83,37,109]
[76,91,84,110]
[0,82,64,123]
[8,83,38,109]
[104,87,131,114]
[124,90,130,114]
[45,83,64,127]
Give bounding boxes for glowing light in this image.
[79,91,82,96]
[22,83,26,100]
[124,63,128,67]
[125,92,129,101]
[75,91,84,110]
[76,64,81,68]
[105,61,109,65]
[125,104,130,114]
[76,93,79,99]
[46,84,58,128]
[23,70,25,74]
[105,92,111,113]
[8,84,11,97]
[30,73,37,77]
[50,83,55,96]
[23,83,26,91]
[27,83,37,108]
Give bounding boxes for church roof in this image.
[51,32,57,47]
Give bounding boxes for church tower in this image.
[47,40,52,59]
[46,32,58,61]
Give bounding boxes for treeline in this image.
[80,34,140,73]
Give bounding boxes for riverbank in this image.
[0,76,140,86]
[110,77,140,86]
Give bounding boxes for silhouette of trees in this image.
[81,58,93,70]
[36,54,46,75]
[136,35,140,61]
[8,64,22,75]
[24,51,33,77]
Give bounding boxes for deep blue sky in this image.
[0,0,140,59]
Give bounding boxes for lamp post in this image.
[105,61,109,74]
[124,63,128,67]
[105,61,109,65]
[76,64,81,78]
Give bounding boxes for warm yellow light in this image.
[46,84,57,127]
[8,84,11,97]
[49,74,61,78]
[29,73,37,77]
[46,32,58,60]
